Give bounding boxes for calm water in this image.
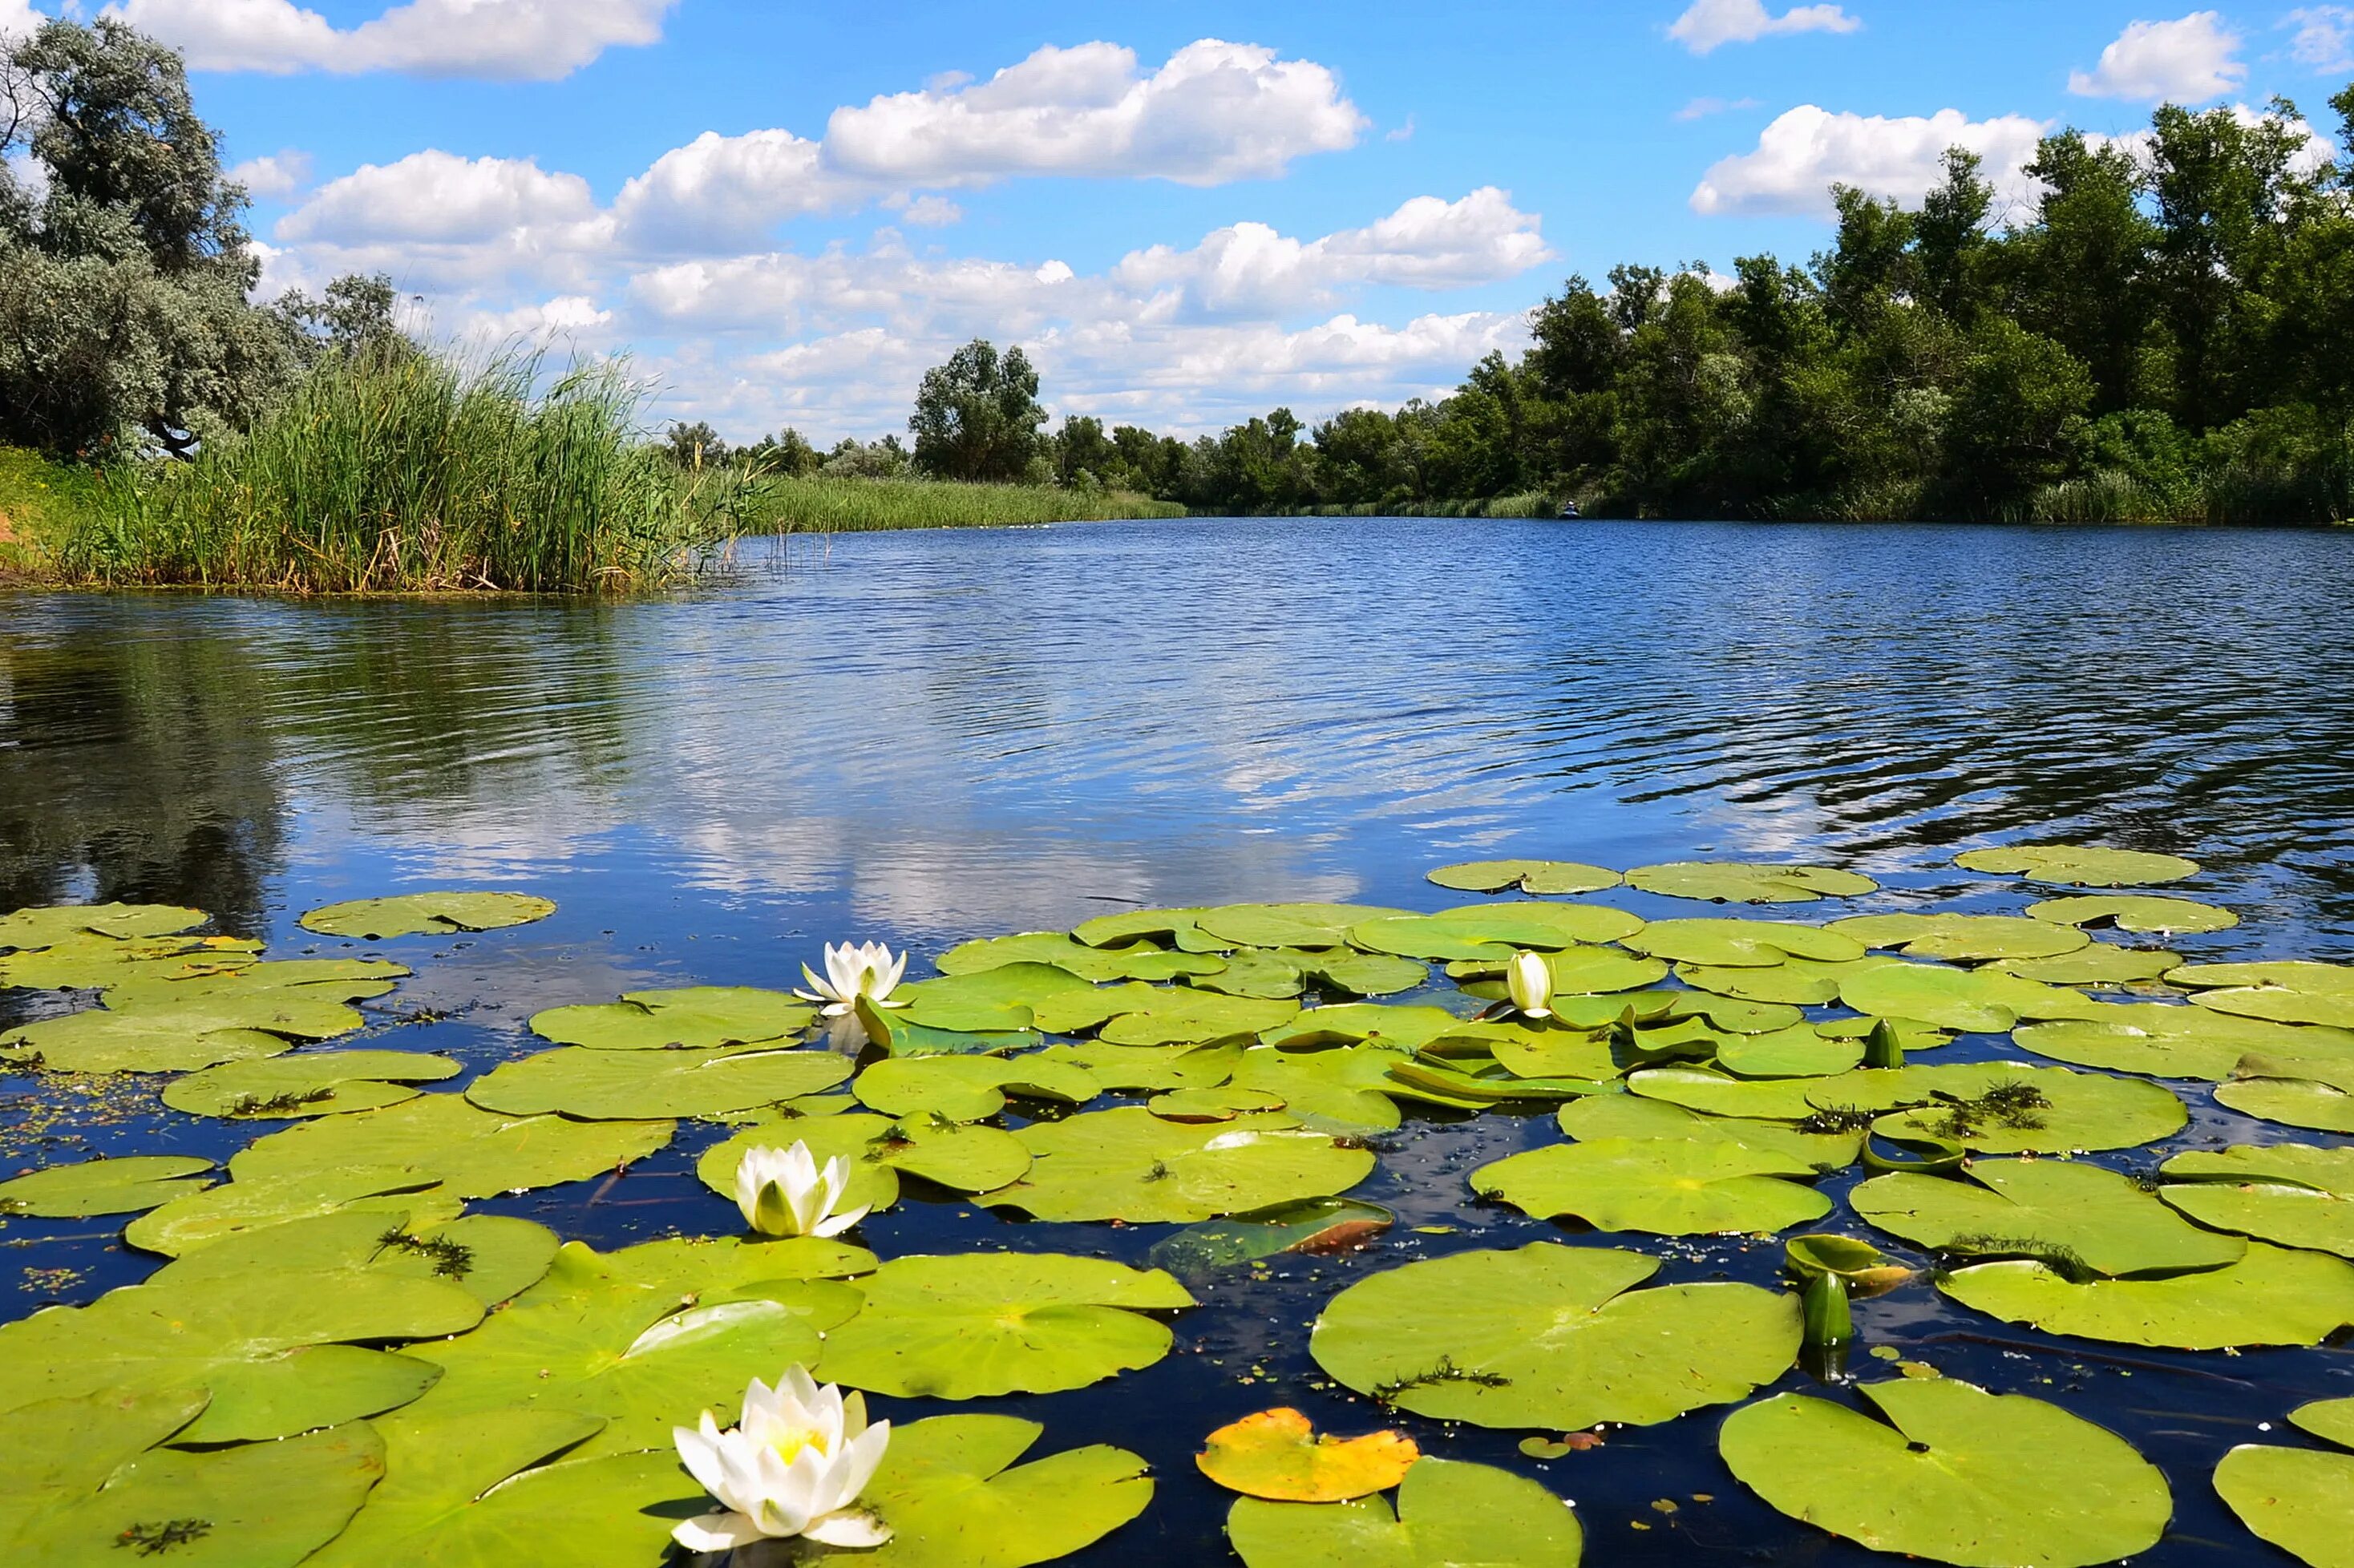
[5,517,2354,1563]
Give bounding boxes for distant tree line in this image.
[690,87,2354,523]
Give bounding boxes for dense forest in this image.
[727,87,2354,524]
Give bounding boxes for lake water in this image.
[5,517,2354,1563]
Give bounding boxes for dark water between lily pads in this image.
[5,515,2354,1564]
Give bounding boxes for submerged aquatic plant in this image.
[796,941,908,1017]
[672,1367,892,1552]
[734,1140,868,1239]
[1504,951,1555,1022]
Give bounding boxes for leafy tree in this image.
[662,420,728,468]
[740,427,820,476]
[1054,414,1115,487]
[908,339,1046,481]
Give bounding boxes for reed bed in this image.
[739,475,1184,532]
[63,352,737,593]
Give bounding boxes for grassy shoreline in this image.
[737,474,1183,532]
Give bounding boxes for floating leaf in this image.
[1179,948,1311,999]
[2295,1397,2354,1449]
[895,963,1098,1032]
[1830,913,2089,962]
[936,931,1224,983]
[1259,1004,1470,1052]
[3,989,364,1073]
[1941,1242,2354,1348]
[528,986,814,1049]
[3,1420,387,1568]
[1070,907,1225,952]
[2028,894,2239,934]
[1717,1026,1866,1077]
[1825,1061,2188,1154]
[1474,1138,1831,1235]
[1349,903,1640,960]
[1836,963,2098,1033]
[1784,1235,1914,1295]
[465,1045,848,1121]
[2160,1143,2354,1258]
[1629,1066,1822,1121]
[1195,903,1413,950]
[0,1154,212,1217]
[300,891,556,939]
[1720,1378,2170,1568]
[990,1107,1374,1223]
[164,1050,463,1119]
[172,1344,442,1445]
[1624,862,1877,903]
[1030,984,1297,1045]
[852,1053,1098,1121]
[2172,960,2354,1030]
[2214,1444,2354,1568]
[1675,955,1904,1005]
[232,1093,673,1199]
[1852,1158,2244,1275]
[1470,1023,1620,1084]
[2012,1003,2351,1080]
[839,1414,1155,1568]
[1031,1040,1242,1091]
[1427,859,1620,895]
[1198,1408,1418,1501]
[125,1166,457,1257]
[877,1116,1033,1191]
[856,1001,1039,1058]
[1147,1198,1393,1275]
[1557,1092,1861,1168]
[1955,844,2199,887]
[1149,1085,1286,1121]
[0,902,208,950]
[698,1111,901,1217]
[1624,919,1866,967]
[1227,1456,1583,1568]
[1227,1045,1409,1134]
[1992,945,2184,985]
[0,931,262,991]
[2215,1074,2354,1133]
[1310,1242,1798,1429]
[815,1251,1192,1399]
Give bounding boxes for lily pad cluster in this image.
[3,841,2350,1567]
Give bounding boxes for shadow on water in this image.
[4,516,2354,1564]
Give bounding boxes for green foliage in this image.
[735,472,1182,531]
[910,339,1048,481]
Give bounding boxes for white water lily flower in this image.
[734,1140,868,1239]
[673,1366,892,1552]
[795,940,908,1016]
[1507,950,1555,1020]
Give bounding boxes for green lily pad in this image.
[124,1166,457,1257]
[1823,1061,2188,1154]
[1092,988,1301,1046]
[990,1108,1375,1223]
[1427,859,1620,895]
[2172,960,2354,1029]
[1720,1378,2169,1568]
[1449,947,1671,996]
[936,931,1224,982]
[1150,1085,1287,1120]
[528,986,814,1049]
[1851,1159,2245,1275]
[2215,1444,2354,1568]
[1176,948,1311,1000]
[2295,1397,2354,1449]
[1675,955,1903,1006]
[1717,1026,1867,1077]
[1228,1456,1583,1568]
[896,963,1098,1032]
[1629,1066,1822,1121]
[2160,1144,2354,1258]
[2,989,366,1073]
[1838,962,2101,1033]
[2012,1003,2352,1080]
[2215,1075,2354,1133]
[1031,1041,1243,1091]
[1473,1137,1831,1235]
[231,1093,673,1199]
[852,1053,1099,1121]
[0,1154,213,1217]
[1310,1242,1798,1429]
[1830,913,2089,962]
[1196,903,1413,950]
[3,1419,386,1568]
[1624,862,1878,903]
[300,891,556,939]
[843,1414,1155,1568]
[172,1344,443,1445]
[1624,919,1867,967]
[1070,907,1225,952]
[1474,1024,1620,1083]
[815,1251,1193,1399]
[103,957,412,1014]
[1260,1004,1472,1052]
[879,1116,1034,1191]
[1556,1092,1862,1168]
[164,1050,463,1118]
[1227,1045,1410,1134]
[0,1388,208,1545]
[147,1208,552,1309]
[1956,844,2199,887]
[2028,894,2238,934]
[0,902,208,950]
[856,1003,1040,1058]
[1992,944,2184,985]
[697,1110,901,1218]
[1940,1242,2354,1348]
[402,1239,864,1459]
[466,1045,848,1121]
[0,932,263,991]
[1147,1198,1394,1275]
[1349,903,1641,960]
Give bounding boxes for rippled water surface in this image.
[6,516,2354,1564]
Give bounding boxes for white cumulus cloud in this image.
[1668,0,1860,54]
[1692,105,2053,217]
[822,38,1368,186]
[0,0,42,40]
[229,150,313,200]
[613,131,860,253]
[101,0,675,80]
[2068,12,2244,102]
[280,151,601,246]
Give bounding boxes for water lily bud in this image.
[1507,951,1555,1020]
[1802,1271,1853,1348]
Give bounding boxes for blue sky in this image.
[20,1,2354,439]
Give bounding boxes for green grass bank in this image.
[737,474,1183,532]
